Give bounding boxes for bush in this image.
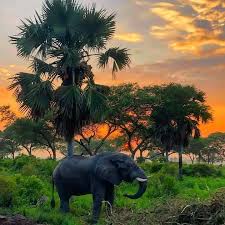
[148,173,178,198]
[11,155,57,180]
[0,175,16,207]
[140,162,163,174]
[15,175,46,205]
[13,155,37,170]
[183,164,223,177]
[161,163,178,176]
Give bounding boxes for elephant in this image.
[51,152,148,224]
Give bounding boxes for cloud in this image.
[150,0,225,56]
[114,32,144,43]
[0,64,28,85]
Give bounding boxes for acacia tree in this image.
[150,84,212,179]
[107,84,153,159]
[184,138,206,163]
[74,123,117,156]
[3,119,39,156]
[201,133,225,164]
[0,138,20,159]
[10,0,130,157]
[0,105,17,128]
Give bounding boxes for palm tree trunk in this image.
[178,145,184,180]
[67,140,74,158]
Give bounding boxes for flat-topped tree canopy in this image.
[9,0,131,157]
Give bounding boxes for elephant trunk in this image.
[124,177,147,199]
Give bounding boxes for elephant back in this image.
[53,156,92,180]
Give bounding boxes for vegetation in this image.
[0,156,225,224]
[1,1,223,224]
[9,0,131,157]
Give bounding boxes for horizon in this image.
[0,0,225,136]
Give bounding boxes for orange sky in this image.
[0,0,225,137]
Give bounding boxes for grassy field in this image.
[0,155,225,225]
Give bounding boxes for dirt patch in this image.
[103,189,225,225]
[0,215,45,225]
[163,189,225,225]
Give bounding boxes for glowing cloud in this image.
[150,0,225,56]
[114,33,144,43]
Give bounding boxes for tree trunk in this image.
[140,150,143,159]
[198,152,201,163]
[67,140,74,158]
[131,152,135,160]
[178,145,183,180]
[165,147,169,162]
[52,148,57,160]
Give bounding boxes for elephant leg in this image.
[92,190,105,224]
[105,185,114,216]
[60,197,70,213]
[56,182,71,213]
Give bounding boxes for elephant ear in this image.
[95,158,122,185]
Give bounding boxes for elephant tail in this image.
[50,178,55,209]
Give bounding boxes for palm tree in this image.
[9,0,131,157]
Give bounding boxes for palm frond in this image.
[31,57,60,80]
[9,13,51,58]
[54,85,82,119]
[54,85,85,139]
[43,0,84,45]
[98,47,131,78]
[84,83,109,122]
[9,72,54,118]
[80,4,116,50]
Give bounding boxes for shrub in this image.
[0,175,16,207]
[140,162,163,174]
[13,155,36,170]
[183,164,222,177]
[12,155,57,180]
[161,163,178,176]
[15,175,46,205]
[148,173,178,198]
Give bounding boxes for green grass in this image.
[0,155,225,224]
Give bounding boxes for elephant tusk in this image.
[136,177,147,182]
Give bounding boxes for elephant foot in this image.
[60,200,70,213]
[87,218,98,225]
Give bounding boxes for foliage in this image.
[106,84,154,158]
[15,174,46,205]
[0,175,16,207]
[183,164,222,177]
[74,123,117,156]
[149,83,212,178]
[0,156,225,224]
[9,0,131,156]
[0,105,16,128]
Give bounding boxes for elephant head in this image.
[95,153,147,199]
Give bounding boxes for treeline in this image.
[0,83,216,178]
[186,133,225,164]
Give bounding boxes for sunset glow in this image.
[0,0,225,137]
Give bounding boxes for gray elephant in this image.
[51,152,148,224]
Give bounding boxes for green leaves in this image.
[98,48,131,78]
[9,0,130,145]
[54,85,82,119]
[9,73,54,118]
[150,83,212,148]
[84,83,108,122]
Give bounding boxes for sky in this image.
[0,0,225,136]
